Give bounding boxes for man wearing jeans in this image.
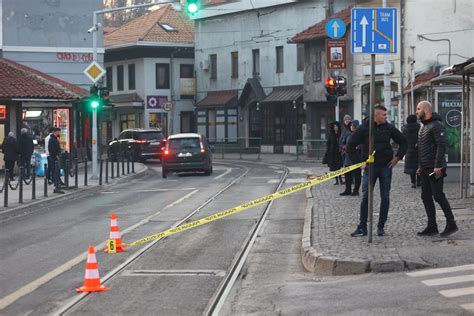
[347,105,407,237]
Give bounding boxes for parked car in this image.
[161,133,213,178]
[108,128,165,162]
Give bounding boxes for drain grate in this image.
[122,270,226,277]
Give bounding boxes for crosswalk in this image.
[407,264,474,313]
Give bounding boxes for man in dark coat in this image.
[402,115,421,188]
[347,105,407,237]
[416,101,457,237]
[2,132,18,180]
[48,128,64,193]
[18,128,35,179]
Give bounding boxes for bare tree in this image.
[103,0,158,27]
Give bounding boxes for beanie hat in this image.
[352,120,360,127]
[343,114,352,121]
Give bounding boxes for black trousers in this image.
[410,173,421,185]
[5,160,15,179]
[345,168,361,192]
[420,172,455,227]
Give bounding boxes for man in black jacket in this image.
[18,128,34,179]
[347,105,407,237]
[416,101,457,237]
[48,128,64,194]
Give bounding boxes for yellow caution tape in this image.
[125,159,370,248]
[366,151,376,164]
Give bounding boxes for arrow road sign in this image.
[351,8,398,54]
[325,18,346,40]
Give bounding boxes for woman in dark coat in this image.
[2,132,19,180]
[402,114,421,188]
[324,121,343,184]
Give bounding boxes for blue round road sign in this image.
[325,18,346,40]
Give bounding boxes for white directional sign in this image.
[351,8,398,54]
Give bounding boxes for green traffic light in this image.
[187,3,198,14]
[91,99,100,109]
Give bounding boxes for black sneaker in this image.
[440,223,458,237]
[351,191,359,196]
[53,189,65,194]
[417,226,439,236]
[377,227,385,236]
[350,227,367,237]
[340,191,352,196]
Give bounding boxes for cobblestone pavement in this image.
[304,163,474,275]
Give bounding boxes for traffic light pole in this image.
[335,96,340,122]
[368,54,376,243]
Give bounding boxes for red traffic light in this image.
[325,77,335,88]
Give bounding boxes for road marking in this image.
[421,274,474,286]
[268,178,306,184]
[214,167,232,180]
[101,188,196,194]
[439,286,474,298]
[461,303,474,312]
[407,264,474,277]
[122,269,226,277]
[0,189,199,311]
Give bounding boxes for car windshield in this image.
[139,132,163,141]
[169,138,200,150]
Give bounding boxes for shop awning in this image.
[261,85,303,103]
[239,78,266,107]
[197,90,238,107]
[109,93,144,108]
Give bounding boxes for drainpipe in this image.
[170,51,175,135]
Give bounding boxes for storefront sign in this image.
[326,39,346,69]
[0,106,6,120]
[57,53,93,63]
[147,96,168,109]
[438,91,462,163]
[179,78,196,95]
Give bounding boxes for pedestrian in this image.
[18,128,34,179]
[2,132,19,180]
[402,114,421,188]
[48,127,64,194]
[347,105,407,237]
[323,121,343,184]
[44,127,54,184]
[339,114,352,184]
[416,101,457,237]
[340,120,362,196]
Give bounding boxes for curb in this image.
[0,163,149,218]
[301,187,430,275]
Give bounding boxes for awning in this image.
[261,85,303,103]
[197,90,238,107]
[239,78,266,107]
[109,93,144,108]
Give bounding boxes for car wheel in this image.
[204,162,211,176]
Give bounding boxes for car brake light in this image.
[136,140,147,144]
[199,140,205,153]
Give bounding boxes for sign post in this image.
[351,8,398,243]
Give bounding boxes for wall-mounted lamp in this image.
[292,100,296,109]
[256,102,260,111]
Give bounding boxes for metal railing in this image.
[296,139,327,161]
[207,137,262,160]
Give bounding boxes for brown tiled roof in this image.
[403,71,439,93]
[0,58,87,100]
[291,7,351,43]
[197,90,238,107]
[105,5,194,48]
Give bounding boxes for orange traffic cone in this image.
[76,245,109,292]
[105,213,125,253]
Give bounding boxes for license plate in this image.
[178,152,192,157]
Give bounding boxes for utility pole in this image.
[383,0,392,123]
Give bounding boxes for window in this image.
[297,44,304,71]
[128,64,135,90]
[159,23,176,32]
[252,49,260,76]
[120,114,135,131]
[276,46,284,73]
[210,54,217,80]
[180,64,194,100]
[117,65,124,91]
[156,63,170,89]
[231,51,238,79]
[106,67,113,91]
[312,51,321,82]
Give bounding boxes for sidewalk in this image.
[0,160,147,216]
[302,163,474,275]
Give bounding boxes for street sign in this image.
[83,61,106,83]
[326,39,347,69]
[351,8,398,54]
[325,18,346,40]
[163,102,173,112]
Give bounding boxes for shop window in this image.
[180,64,194,100]
[231,52,238,79]
[128,64,135,90]
[149,113,168,134]
[106,67,113,91]
[156,63,170,89]
[197,111,207,137]
[227,108,238,141]
[120,113,135,131]
[297,44,304,71]
[117,65,124,91]
[210,54,217,80]
[361,82,399,120]
[252,49,260,76]
[276,46,284,73]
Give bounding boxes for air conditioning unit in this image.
[200,59,210,71]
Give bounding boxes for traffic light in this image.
[325,76,337,103]
[335,76,347,96]
[186,0,200,15]
[87,85,107,110]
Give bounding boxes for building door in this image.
[274,104,285,153]
[180,111,194,133]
